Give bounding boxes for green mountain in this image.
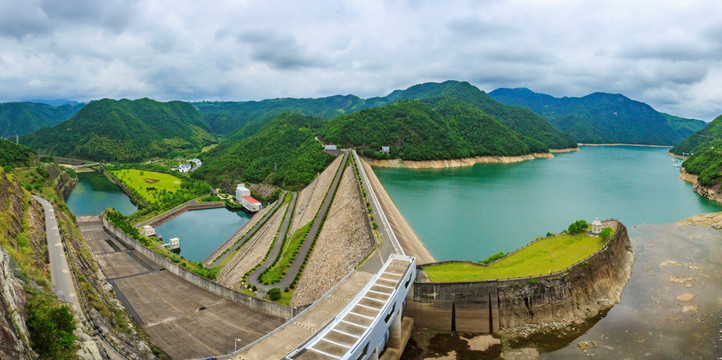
[0,102,84,138]
[0,138,37,168]
[488,88,706,145]
[194,81,577,152]
[194,113,334,190]
[21,98,215,162]
[320,99,531,160]
[671,114,722,156]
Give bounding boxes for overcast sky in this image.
[1,0,720,120]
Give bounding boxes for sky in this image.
[1,0,721,120]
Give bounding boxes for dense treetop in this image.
[489,87,706,145]
[194,113,334,190]
[320,99,532,160]
[0,138,37,168]
[0,102,83,138]
[21,98,215,162]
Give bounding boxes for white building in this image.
[380,146,390,154]
[189,158,202,166]
[178,163,191,173]
[236,184,262,212]
[324,144,338,151]
[591,217,603,235]
[141,225,156,237]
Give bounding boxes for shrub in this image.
[599,227,613,241]
[479,251,507,264]
[26,294,77,359]
[268,287,281,300]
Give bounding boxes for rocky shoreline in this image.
[678,167,722,204]
[364,153,554,169]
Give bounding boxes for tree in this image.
[599,227,613,241]
[567,219,588,234]
[268,287,281,301]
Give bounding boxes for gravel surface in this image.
[289,155,344,234]
[217,202,289,289]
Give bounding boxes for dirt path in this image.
[361,159,435,264]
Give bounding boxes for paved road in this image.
[33,195,84,318]
[352,150,404,273]
[207,193,286,267]
[247,192,298,294]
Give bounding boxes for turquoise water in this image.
[374,146,722,261]
[66,172,137,216]
[154,208,251,262]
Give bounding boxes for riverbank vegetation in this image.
[424,231,607,282]
[0,138,38,169]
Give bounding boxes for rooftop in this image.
[243,196,261,204]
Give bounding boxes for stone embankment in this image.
[407,220,634,337]
[364,153,553,169]
[291,163,375,306]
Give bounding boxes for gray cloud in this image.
[0,0,720,120]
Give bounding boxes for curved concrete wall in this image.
[406,221,634,334]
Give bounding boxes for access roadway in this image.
[33,195,84,318]
[246,151,349,294]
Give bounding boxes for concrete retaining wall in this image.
[142,201,225,228]
[102,216,294,319]
[407,220,634,334]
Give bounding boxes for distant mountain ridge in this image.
[489,88,706,145]
[197,80,577,152]
[21,98,215,162]
[0,102,84,138]
[674,114,722,187]
[488,88,706,145]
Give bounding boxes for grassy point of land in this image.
[264,289,293,306]
[111,169,182,202]
[424,231,607,282]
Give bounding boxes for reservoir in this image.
[66,172,137,216]
[154,207,251,262]
[374,146,722,261]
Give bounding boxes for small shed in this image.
[380,146,390,154]
[591,217,603,235]
[324,144,338,151]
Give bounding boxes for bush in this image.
[268,287,282,300]
[479,251,507,264]
[599,227,613,241]
[27,294,77,359]
[567,219,588,233]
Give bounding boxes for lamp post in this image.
[234,338,242,352]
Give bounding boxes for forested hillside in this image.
[489,88,706,145]
[194,113,334,190]
[0,102,83,138]
[0,138,37,168]
[671,114,722,156]
[320,99,531,160]
[21,98,215,162]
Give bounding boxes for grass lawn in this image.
[424,232,607,282]
[260,222,311,284]
[264,289,294,305]
[111,169,182,203]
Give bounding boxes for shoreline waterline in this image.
[579,143,673,148]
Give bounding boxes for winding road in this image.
[248,151,350,294]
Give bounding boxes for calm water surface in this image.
[154,208,251,262]
[66,172,137,216]
[374,146,722,261]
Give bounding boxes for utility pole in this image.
[16,134,19,144]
